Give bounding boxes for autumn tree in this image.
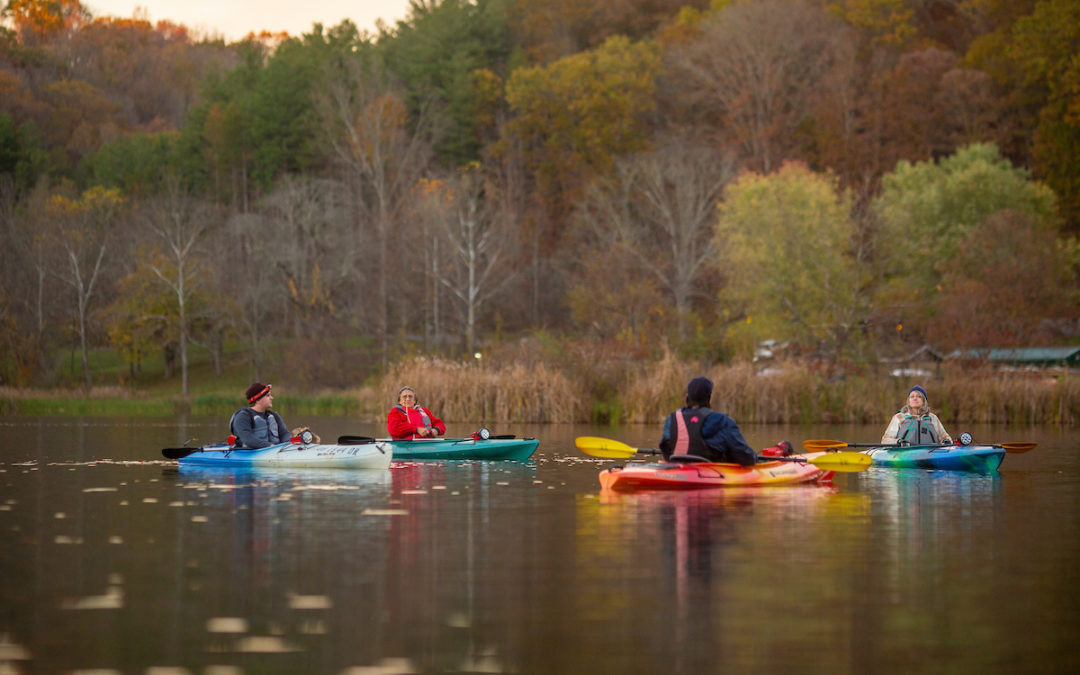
[575,134,736,345]
[933,209,1077,348]
[665,0,852,173]
[1002,0,1080,230]
[505,35,659,323]
[874,48,1008,168]
[872,143,1061,345]
[716,163,866,359]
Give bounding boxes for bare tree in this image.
[143,176,218,395]
[315,58,435,367]
[666,0,850,172]
[225,212,276,382]
[429,168,518,356]
[44,187,125,387]
[578,135,736,342]
[259,175,351,339]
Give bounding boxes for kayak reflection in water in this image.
[881,384,952,445]
[658,376,757,465]
[227,382,290,448]
[387,386,447,439]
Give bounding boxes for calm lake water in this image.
[1,416,1077,673]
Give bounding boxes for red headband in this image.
[248,384,271,404]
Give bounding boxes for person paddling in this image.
[659,376,756,465]
[228,382,289,448]
[387,386,446,439]
[881,384,952,445]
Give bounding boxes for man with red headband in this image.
[228,382,289,448]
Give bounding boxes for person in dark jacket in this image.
[229,382,289,448]
[658,376,756,465]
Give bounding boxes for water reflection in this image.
[1,418,1078,672]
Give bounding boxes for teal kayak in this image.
[862,444,1005,472]
[380,436,538,461]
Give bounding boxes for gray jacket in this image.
[229,408,289,448]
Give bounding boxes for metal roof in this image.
[947,347,1080,365]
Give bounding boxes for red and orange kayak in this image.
[598,454,835,491]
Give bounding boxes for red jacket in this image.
[387,405,446,439]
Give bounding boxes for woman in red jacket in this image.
[387,386,447,439]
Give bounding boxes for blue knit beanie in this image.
[908,384,928,401]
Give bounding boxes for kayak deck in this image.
[862,444,1005,472]
[599,457,833,491]
[381,437,538,461]
[177,442,391,470]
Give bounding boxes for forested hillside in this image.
[1,0,1077,392]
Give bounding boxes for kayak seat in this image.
[667,454,710,464]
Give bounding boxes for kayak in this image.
[380,436,538,461]
[172,441,391,470]
[861,444,1005,472]
[598,454,835,491]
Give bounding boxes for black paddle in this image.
[337,435,377,445]
[162,446,204,460]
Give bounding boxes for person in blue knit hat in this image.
[881,384,952,445]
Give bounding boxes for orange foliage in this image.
[7,0,87,35]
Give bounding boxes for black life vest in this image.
[667,407,714,458]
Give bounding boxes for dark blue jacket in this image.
[659,407,756,466]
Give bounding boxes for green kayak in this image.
[378,435,539,461]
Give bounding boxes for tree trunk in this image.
[179,294,188,395]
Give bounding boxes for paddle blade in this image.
[575,436,638,459]
[802,439,849,451]
[162,447,199,460]
[1001,442,1037,454]
[806,451,872,472]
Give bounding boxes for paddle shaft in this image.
[804,438,1035,454]
[630,447,833,466]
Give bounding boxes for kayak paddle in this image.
[337,435,377,445]
[575,436,871,471]
[162,446,203,459]
[802,439,1037,454]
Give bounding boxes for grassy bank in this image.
[3,356,1078,425]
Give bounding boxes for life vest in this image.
[228,408,285,447]
[393,404,434,431]
[896,414,939,445]
[669,407,713,458]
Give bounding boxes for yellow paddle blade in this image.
[802,439,848,451]
[804,451,872,472]
[575,436,638,459]
[1001,442,1036,453]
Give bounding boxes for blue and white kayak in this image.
[861,444,1005,472]
[163,441,391,470]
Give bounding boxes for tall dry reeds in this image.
[381,357,586,424]
[376,355,1080,426]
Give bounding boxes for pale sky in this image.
[82,1,415,41]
